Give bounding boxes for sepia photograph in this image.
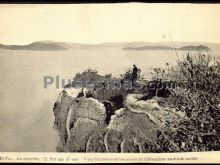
[0,3,219,163]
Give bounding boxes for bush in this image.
[120,67,143,81]
[153,53,220,152]
[70,68,133,101]
[72,68,112,87]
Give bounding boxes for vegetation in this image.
[151,53,220,152]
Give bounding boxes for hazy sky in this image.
[0,3,220,45]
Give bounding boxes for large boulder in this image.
[53,87,107,152]
[104,108,159,152]
[124,94,186,129]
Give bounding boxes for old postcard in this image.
[0,3,220,163]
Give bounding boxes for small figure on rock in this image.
[76,88,88,101]
[132,64,138,81]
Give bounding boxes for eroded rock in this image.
[53,88,186,152]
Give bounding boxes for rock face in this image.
[53,87,186,152]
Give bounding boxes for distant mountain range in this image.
[123,45,211,51]
[0,41,67,51]
[0,41,216,52]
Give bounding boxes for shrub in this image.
[120,67,143,81]
[70,68,133,102]
[154,53,220,152]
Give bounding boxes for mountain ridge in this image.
[0,40,218,51]
[123,45,211,51]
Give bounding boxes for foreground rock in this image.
[53,87,186,152]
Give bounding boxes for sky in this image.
[0,3,220,45]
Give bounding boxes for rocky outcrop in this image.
[53,87,186,152]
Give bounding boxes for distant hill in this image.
[123,46,174,50]
[0,41,113,51]
[123,45,211,51]
[0,41,67,51]
[178,45,210,51]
